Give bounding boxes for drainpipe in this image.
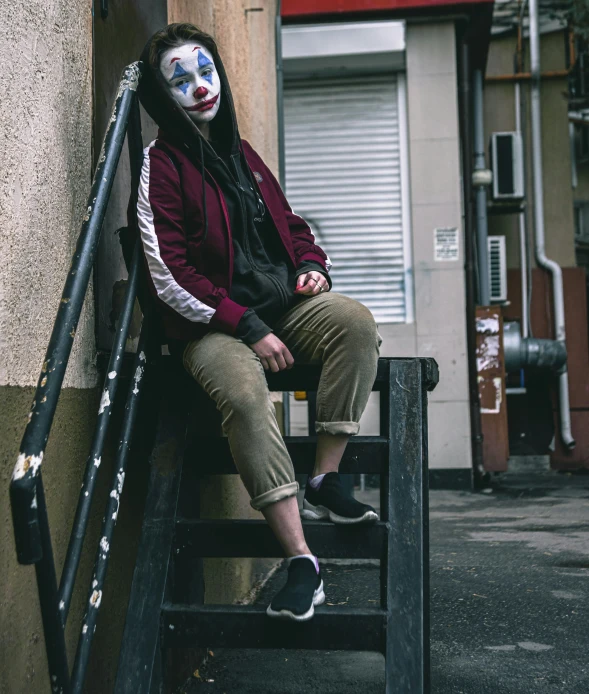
[472,69,491,306]
[458,37,486,485]
[529,0,575,448]
[515,81,530,338]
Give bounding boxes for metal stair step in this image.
[161,604,386,651]
[186,436,389,474]
[173,519,387,559]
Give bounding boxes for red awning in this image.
[282,0,493,18]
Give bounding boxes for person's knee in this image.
[340,299,380,349]
[219,370,269,421]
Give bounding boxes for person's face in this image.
[159,42,221,126]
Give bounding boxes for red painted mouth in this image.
[184,94,219,112]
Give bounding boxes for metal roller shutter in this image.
[284,74,409,323]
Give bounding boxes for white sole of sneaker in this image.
[266,581,326,622]
[300,500,379,525]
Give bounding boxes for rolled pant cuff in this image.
[250,481,300,511]
[315,421,361,436]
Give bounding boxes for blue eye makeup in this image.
[171,62,189,80]
[170,63,191,95]
[198,51,214,85]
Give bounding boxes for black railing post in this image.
[34,476,72,694]
[384,359,429,694]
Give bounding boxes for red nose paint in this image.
[195,86,208,98]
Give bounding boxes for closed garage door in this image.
[284,74,412,324]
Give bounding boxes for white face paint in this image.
[159,42,221,125]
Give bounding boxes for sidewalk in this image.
[181,471,589,693]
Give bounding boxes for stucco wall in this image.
[0,1,98,692]
[485,30,576,270]
[0,1,96,390]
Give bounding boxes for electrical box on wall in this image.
[490,132,524,200]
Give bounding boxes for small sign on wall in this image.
[434,227,459,262]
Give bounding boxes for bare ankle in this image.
[286,545,312,558]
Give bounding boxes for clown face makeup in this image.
[160,42,221,127]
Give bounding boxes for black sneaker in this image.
[301,472,379,525]
[266,557,325,622]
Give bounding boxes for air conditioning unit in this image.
[490,132,524,200]
[488,236,507,303]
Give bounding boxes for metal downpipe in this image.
[473,69,490,306]
[529,0,575,448]
[514,80,530,338]
[459,38,486,485]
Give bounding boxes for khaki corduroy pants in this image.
[182,292,381,511]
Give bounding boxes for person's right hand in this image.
[250,333,294,372]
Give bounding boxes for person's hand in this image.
[250,333,295,372]
[295,271,329,296]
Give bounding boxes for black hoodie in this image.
[137,29,330,346]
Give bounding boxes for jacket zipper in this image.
[226,156,290,310]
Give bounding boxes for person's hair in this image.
[148,23,218,69]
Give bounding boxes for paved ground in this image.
[180,471,589,694]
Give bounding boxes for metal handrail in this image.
[9,62,148,694]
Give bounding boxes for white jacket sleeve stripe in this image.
[136,143,216,324]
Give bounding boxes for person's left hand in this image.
[295,271,329,296]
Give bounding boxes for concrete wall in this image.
[403,22,471,472]
[0,1,99,692]
[485,30,576,269]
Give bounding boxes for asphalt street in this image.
[180,471,589,694]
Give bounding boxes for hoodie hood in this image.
[138,27,240,163]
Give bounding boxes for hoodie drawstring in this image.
[199,137,209,243]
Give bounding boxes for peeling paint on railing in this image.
[132,365,144,395]
[98,388,111,414]
[12,452,43,481]
[71,324,149,691]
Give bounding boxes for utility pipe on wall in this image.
[514,80,530,338]
[472,69,491,306]
[459,39,485,485]
[529,0,575,448]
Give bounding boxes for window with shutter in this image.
[284,74,412,323]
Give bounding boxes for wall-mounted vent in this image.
[488,236,507,303]
[490,132,524,200]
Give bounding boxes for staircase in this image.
[114,356,438,694]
